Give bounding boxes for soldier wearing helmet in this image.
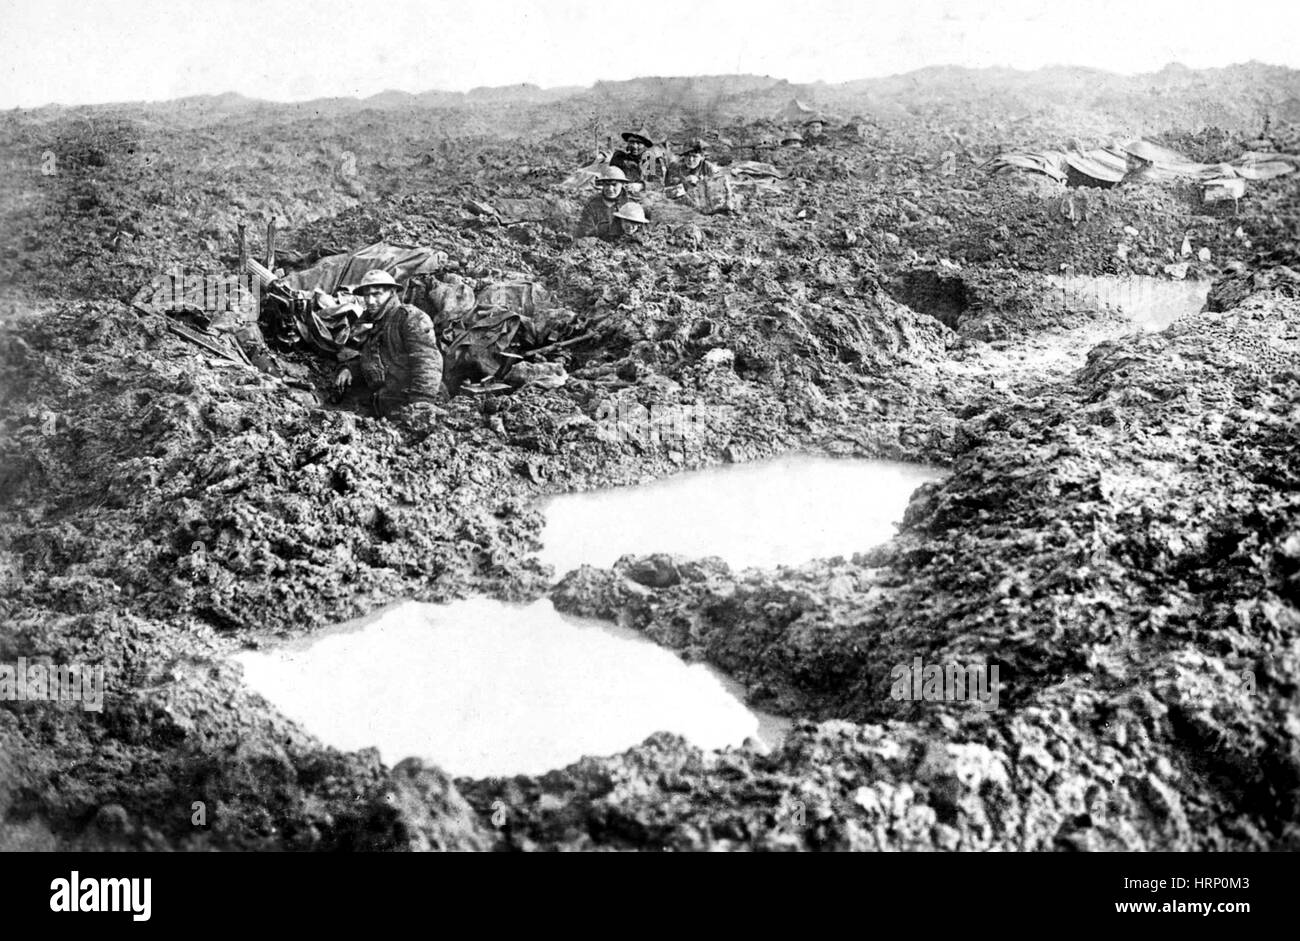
[611,201,650,243]
[575,165,635,239]
[333,269,445,415]
[803,117,828,146]
[1120,140,1162,185]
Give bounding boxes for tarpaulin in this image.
[1233,151,1300,181]
[985,138,1298,189]
[281,242,448,295]
[561,158,613,192]
[983,152,1067,181]
[728,160,785,179]
[475,281,552,319]
[290,297,378,358]
[1063,147,1128,185]
[772,98,843,125]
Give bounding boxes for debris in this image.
[162,319,250,366]
[506,361,567,390]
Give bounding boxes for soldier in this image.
[333,270,444,415]
[1120,141,1161,186]
[610,201,649,243]
[782,130,805,147]
[575,165,634,239]
[664,139,719,207]
[749,129,779,161]
[803,118,828,146]
[609,127,664,187]
[665,139,717,186]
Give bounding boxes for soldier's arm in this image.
[399,307,444,401]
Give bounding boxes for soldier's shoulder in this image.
[396,304,435,327]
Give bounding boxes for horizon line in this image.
[6,59,1292,113]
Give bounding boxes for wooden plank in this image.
[265,219,277,271]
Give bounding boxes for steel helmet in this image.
[1122,139,1162,163]
[613,202,648,224]
[595,165,629,184]
[351,269,401,293]
[782,131,804,144]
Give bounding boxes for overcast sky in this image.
[2,0,1298,108]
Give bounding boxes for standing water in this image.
[235,597,789,778]
[539,454,946,577]
[236,455,944,777]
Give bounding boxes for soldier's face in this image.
[685,152,703,169]
[599,180,624,200]
[808,122,823,135]
[626,140,645,157]
[360,287,391,314]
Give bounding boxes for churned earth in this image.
[0,73,1298,850]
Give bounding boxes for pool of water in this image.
[235,596,791,779]
[1045,274,1212,331]
[538,454,946,577]
[237,455,942,778]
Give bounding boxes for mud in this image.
[1,81,1298,851]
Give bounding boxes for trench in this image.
[887,269,968,328]
[235,455,946,778]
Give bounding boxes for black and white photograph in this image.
[0,0,1296,901]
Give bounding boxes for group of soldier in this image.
[574,117,834,241]
[574,129,713,242]
[332,114,841,414]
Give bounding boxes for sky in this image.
[1,0,1299,109]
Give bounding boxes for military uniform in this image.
[665,157,730,211]
[664,157,718,190]
[610,149,665,185]
[349,294,444,415]
[575,193,633,240]
[609,150,643,183]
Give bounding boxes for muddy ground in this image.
[0,80,1298,850]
